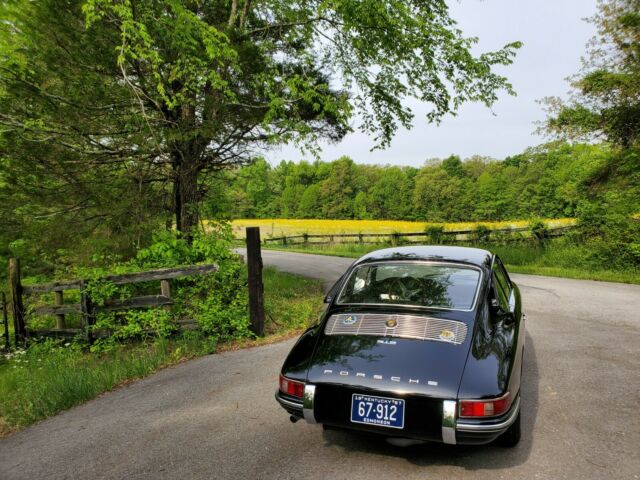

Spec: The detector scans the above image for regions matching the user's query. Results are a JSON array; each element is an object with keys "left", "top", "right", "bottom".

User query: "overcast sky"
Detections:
[{"left": 264, "top": 0, "right": 599, "bottom": 167}]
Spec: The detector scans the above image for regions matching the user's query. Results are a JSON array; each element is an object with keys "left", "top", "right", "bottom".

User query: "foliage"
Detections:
[
  {"left": 529, "top": 219, "right": 549, "bottom": 245},
  {"left": 0, "top": 0, "right": 520, "bottom": 239},
  {"left": 212, "top": 143, "right": 613, "bottom": 223},
  {"left": 543, "top": 0, "right": 640, "bottom": 149},
  {"left": 425, "top": 226, "right": 445, "bottom": 245}
]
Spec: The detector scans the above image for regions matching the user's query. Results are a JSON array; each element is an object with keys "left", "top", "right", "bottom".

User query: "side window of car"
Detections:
[
  {"left": 492, "top": 257, "right": 511, "bottom": 310},
  {"left": 495, "top": 257, "right": 512, "bottom": 289}
]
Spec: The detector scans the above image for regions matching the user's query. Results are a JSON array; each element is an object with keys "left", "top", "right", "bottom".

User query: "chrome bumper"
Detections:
[
  {"left": 278, "top": 384, "right": 521, "bottom": 446},
  {"left": 274, "top": 391, "right": 303, "bottom": 414}
]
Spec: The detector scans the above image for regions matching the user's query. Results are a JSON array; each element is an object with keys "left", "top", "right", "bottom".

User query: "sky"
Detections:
[{"left": 264, "top": 0, "right": 599, "bottom": 167}]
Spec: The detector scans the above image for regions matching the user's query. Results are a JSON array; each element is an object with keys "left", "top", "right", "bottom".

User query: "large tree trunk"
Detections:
[
  {"left": 172, "top": 152, "right": 201, "bottom": 241},
  {"left": 170, "top": 103, "right": 202, "bottom": 242}
]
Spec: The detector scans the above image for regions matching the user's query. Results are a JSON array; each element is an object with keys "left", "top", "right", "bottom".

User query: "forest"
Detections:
[{"left": 208, "top": 143, "right": 626, "bottom": 223}]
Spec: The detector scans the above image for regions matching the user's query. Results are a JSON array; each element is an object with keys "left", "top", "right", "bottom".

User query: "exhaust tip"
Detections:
[{"left": 289, "top": 415, "right": 301, "bottom": 423}]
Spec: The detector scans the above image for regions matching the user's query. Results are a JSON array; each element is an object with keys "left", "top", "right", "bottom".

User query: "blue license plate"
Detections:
[{"left": 351, "top": 394, "right": 405, "bottom": 429}]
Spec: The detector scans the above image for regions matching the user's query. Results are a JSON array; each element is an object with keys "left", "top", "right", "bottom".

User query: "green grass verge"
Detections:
[
  {"left": 263, "top": 242, "right": 640, "bottom": 284},
  {"left": 0, "top": 268, "right": 323, "bottom": 434}
]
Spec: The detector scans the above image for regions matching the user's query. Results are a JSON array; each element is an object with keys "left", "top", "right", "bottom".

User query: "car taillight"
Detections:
[
  {"left": 459, "top": 392, "right": 511, "bottom": 418},
  {"left": 279, "top": 375, "right": 305, "bottom": 398}
]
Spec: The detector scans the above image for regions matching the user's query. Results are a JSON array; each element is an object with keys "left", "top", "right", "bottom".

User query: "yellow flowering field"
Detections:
[{"left": 231, "top": 218, "right": 577, "bottom": 238}]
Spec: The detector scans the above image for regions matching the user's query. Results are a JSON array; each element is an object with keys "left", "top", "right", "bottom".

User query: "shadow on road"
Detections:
[{"left": 321, "top": 331, "right": 539, "bottom": 471}]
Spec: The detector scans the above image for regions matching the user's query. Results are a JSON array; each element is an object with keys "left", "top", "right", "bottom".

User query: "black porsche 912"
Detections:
[{"left": 275, "top": 246, "right": 525, "bottom": 447}]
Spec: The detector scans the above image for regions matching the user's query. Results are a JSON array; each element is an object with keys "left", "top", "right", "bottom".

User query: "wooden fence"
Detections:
[
  {"left": 3, "top": 227, "right": 267, "bottom": 348},
  {"left": 262, "top": 225, "right": 575, "bottom": 246},
  {"left": 0, "top": 227, "right": 265, "bottom": 344},
  {"left": 7, "top": 259, "right": 219, "bottom": 344}
]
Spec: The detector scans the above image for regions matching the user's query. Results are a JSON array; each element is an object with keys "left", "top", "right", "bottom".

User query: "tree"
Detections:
[
  {"left": 298, "top": 184, "right": 322, "bottom": 218},
  {"left": 0, "top": 1, "right": 166, "bottom": 263},
  {"left": 413, "top": 167, "right": 467, "bottom": 221},
  {"left": 442, "top": 155, "right": 465, "bottom": 177},
  {"left": 1, "top": 0, "right": 521, "bottom": 240},
  {"left": 320, "top": 157, "right": 356, "bottom": 218},
  {"left": 543, "top": 0, "right": 640, "bottom": 149}
]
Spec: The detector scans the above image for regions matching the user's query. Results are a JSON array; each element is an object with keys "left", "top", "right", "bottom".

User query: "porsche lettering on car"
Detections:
[{"left": 275, "top": 246, "right": 525, "bottom": 447}]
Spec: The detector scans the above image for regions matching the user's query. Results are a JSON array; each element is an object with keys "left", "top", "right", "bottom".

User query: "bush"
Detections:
[
  {"left": 577, "top": 203, "right": 640, "bottom": 269},
  {"left": 529, "top": 219, "right": 549, "bottom": 245},
  {"left": 425, "top": 226, "right": 445, "bottom": 245},
  {"left": 472, "top": 225, "right": 491, "bottom": 243},
  {"left": 65, "top": 222, "right": 250, "bottom": 349}
]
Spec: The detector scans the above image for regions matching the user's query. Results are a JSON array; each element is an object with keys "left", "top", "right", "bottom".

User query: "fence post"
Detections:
[
  {"left": 160, "top": 279, "right": 171, "bottom": 298},
  {"left": 54, "top": 290, "right": 66, "bottom": 330},
  {"left": 79, "top": 280, "right": 95, "bottom": 344},
  {"left": 9, "top": 258, "right": 26, "bottom": 344},
  {"left": 245, "top": 227, "right": 265, "bottom": 336},
  {"left": 2, "top": 292, "right": 9, "bottom": 352}
]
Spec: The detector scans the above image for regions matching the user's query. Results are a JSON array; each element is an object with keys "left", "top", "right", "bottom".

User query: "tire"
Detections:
[{"left": 497, "top": 411, "right": 521, "bottom": 447}]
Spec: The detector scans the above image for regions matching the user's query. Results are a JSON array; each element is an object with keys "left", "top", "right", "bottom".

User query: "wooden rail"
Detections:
[
  {"left": 262, "top": 225, "right": 574, "bottom": 245},
  {"left": 8, "top": 262, "right": 219, "bottom": 344}
]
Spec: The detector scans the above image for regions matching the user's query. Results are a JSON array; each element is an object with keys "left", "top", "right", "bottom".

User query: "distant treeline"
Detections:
[{"left": 203, "top": 142, "right": 611, "bottom": 222}]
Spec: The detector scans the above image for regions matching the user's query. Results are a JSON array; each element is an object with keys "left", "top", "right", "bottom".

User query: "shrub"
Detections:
[
  {"left": 425, "top": 226, "right": 445, "bottom": 245},
  {"left": 529, "top": 219, "right": 549, "bottom": 245},
  {"left": 64, "top": 222, "right": 250, "bottom": 349},
  {"left": 472, "top": 225, "right": 491, "bottom": 243}
]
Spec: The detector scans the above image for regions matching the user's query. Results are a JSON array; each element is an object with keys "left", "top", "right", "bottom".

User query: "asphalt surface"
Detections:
[{"left": 1, "top": 249, "right": 639, "bottom": 479}]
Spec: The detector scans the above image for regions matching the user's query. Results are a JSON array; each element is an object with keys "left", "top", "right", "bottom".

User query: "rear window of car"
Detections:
[{"left": 336, "top": 262, "right": 481, "bottom": 310}]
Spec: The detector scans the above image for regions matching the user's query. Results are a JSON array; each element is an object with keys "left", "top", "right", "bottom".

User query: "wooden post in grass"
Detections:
[
  {"left": 245, "top": 227, "right": 265, "bottom": 336},
  {"left": 160, "top": 279, "right": 172, "bottom": 314},
  {"left": 54, "top": 290, "right": 66, "bottom": 330},
  {"left": 9, "top": 258, "right": 26, "bottom": 344},
  {"left": 2, "top": 292, "right": 9, "bottom": 352},
  {"left": 79, "top": 280, "right": 95, "bottom": 344}
]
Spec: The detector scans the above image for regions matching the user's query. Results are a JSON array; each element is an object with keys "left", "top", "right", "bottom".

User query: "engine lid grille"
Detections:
[{"left": 325, "top": 313, "right": 468, "bottom": 345}]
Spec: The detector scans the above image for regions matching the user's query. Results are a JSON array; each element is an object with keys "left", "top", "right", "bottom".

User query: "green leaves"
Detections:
[
  {"left": 0, "top": 0, "right": 522, "bottom": 259},
  {"left": 544, "top": 0, "right": 640, "bottom": 149}
]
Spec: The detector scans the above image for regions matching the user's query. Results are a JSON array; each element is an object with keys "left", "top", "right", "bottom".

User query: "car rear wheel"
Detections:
[{"left": 497, "top": 411, "right": 521, "bottom": 447}]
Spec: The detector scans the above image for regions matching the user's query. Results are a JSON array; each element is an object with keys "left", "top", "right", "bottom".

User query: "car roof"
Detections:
[{"left": 353, "top": 245, "right": 494, "bottom": 269}]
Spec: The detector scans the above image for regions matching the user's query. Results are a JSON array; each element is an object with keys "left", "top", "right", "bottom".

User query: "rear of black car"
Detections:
[{"left": 275, "top": 248, "right": 523, "bottom": 447}]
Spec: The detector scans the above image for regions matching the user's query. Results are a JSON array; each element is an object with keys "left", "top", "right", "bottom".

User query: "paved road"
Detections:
[{"left": 1, "top": 250, "right": 639, "bottom": 480}]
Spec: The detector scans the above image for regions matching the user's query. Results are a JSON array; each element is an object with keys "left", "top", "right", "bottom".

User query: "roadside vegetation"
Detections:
[{"left": 0, "top": 265, "right": 323, "bottom": 435}]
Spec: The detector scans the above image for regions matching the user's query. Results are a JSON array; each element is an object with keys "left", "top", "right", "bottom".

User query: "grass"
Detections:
[
  {"left": 0, "top": 268, "right": 323, "bottom": 434},
  {"left": 263, "top": 241, "right": 640, "bottom": 285},
  {"left": 231, "top": 217, "right": 577, "bottom": 238}
]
